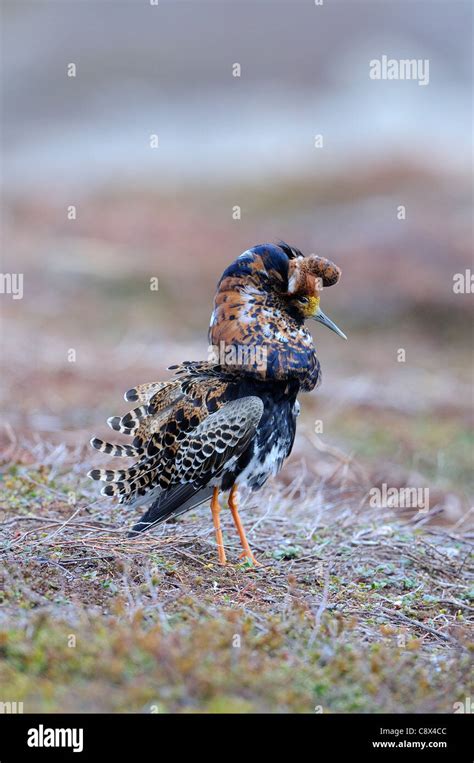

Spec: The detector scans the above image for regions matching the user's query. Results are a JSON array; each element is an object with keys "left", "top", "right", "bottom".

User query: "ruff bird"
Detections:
[{"left": 88, "top": 242, "right": 345, "bottom": 565}]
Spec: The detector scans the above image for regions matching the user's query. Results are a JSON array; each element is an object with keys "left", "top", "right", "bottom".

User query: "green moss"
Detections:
[{"left": 0, "top": 609, "right": 471, "bottom": 714}]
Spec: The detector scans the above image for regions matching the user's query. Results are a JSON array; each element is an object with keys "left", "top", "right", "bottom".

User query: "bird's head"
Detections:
[
  {"left": 210, "top": 241, "right": 346, "bottom": 340},
  {"left": 208, "top": 242, "right": 345, "bottom": 389},
  {"left": 281, "top": 244, "right": 346, "bottom": 338}
]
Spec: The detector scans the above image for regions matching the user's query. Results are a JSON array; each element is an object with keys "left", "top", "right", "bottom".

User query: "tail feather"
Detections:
[
  {"left": 107, "top": 404, "right": 148, "bottom": 435},
  {"left": 88, "top": 467, "right": 139, "bottom": 483},
  {"left": 124, "top": 381, "right": 170, "bottom": 404},
  {"left": 128, "top": 484, "right": 213, "bottom": 536},
  {"left": 88, "top": 370, "right": 234, "bottom": 517},
  {"left": 89, "top": 437, "right": 143, "bottom": 458}
]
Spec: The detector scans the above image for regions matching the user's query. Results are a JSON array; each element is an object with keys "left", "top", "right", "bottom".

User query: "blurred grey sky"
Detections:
[{"left": 1, "top": 0, "right": 472, "bottom": 192}]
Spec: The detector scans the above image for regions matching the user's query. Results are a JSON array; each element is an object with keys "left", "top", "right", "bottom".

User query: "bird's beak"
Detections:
[{"left": 313, "top": 307, "right": 347, "bottom": 340}]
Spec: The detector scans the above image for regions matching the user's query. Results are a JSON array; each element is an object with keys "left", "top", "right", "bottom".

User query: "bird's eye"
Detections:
[{"left": 297, "top": 296, "right": 309, "bottom": 305}]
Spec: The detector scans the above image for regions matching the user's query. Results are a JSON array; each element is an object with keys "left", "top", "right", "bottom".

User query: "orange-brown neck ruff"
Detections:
[{"left": 208, "top": 244, "right": 321, "bottom": 392}]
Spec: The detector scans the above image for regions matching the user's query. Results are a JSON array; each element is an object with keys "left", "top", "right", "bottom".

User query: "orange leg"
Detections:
[
  {"left": 211, "top": 487, "right": 227, "bottom": 565},
  {"left": 228, "top": 485, "right": 261, "bottom": 567}
]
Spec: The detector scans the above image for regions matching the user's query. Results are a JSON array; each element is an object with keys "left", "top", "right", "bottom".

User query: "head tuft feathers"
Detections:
[{"left": 287, "top": 254, "right": 341, "bottom": 295}]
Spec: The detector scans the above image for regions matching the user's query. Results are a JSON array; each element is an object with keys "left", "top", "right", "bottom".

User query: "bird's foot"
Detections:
[{"left": 239, "top": 550, "right": 262, "bottom": 567}]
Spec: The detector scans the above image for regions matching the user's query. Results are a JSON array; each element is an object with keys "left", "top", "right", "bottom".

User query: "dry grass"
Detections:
[{"left": 0, "top": 433, "right": 472, "bottom": 713}]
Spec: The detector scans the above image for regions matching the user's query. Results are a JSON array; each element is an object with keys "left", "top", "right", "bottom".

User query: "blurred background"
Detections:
[{"left": 1, "top": 0, "right": 472, "bottom": 519}]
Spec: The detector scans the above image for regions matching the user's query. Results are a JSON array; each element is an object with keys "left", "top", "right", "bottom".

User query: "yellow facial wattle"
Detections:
[{"left": 303, "top": 295, "right": 320, "bottom": 318}]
